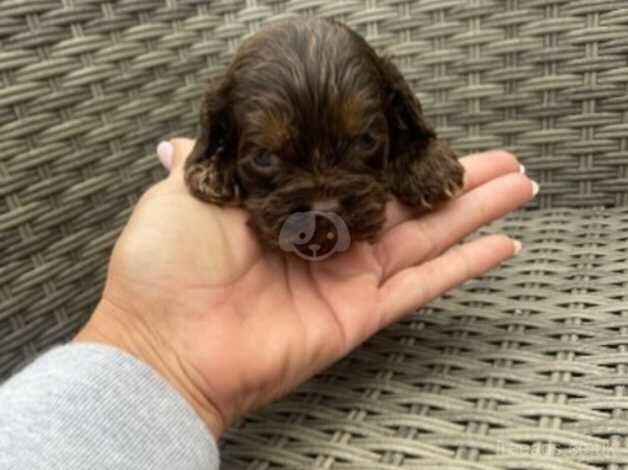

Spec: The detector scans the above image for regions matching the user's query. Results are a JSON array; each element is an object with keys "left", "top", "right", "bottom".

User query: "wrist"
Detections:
[{"left": 74, "top": 298, "right": 227, "bottom": 438}]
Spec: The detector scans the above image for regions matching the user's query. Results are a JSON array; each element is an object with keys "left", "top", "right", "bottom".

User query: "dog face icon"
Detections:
[{"left": 279, "top": 210, "right": 350, "bottom": 261}]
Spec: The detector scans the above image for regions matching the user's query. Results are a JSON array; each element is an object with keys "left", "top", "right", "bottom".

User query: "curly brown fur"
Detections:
[{"left": 185, "top": 16, "right": 464, "bottom": 249}]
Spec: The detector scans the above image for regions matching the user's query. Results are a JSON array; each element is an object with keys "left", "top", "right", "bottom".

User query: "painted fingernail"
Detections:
[
  {"left": 531, "top": 180, "right": 539, "bottom": 197},
  {"left": 157, "top": 140, "right": 173, "bottom": 171},
  {"left": 513, "top": 239, "right": 523, "bottom": 255},
  {"left": 519, "top": 164, "right": 525, "bottom": 174}
]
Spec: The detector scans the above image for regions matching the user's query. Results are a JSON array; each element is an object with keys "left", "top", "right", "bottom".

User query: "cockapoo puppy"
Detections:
[{"left": 185, "top": 16, "right": 464, "bottom": 256}]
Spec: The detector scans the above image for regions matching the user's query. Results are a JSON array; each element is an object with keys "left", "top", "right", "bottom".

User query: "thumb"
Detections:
[{"left": 156, "top": 138, "right": 196, "bottom": 177}]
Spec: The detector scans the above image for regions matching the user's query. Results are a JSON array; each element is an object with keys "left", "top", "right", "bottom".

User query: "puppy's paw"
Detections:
[
  {"left": 389, "top": 139, "right": 464, "bottom": 209},
  {"left": 439, "top": 150, "right": 465, "bottom": 200}
]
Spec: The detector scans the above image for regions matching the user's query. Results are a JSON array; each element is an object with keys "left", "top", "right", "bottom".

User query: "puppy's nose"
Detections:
[{"left": 312, "top": 198, "right": 340, "bottom": 213}]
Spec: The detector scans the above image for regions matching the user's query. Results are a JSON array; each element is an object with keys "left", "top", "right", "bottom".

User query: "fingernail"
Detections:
[
  {"left": 512, "top": 239, "right": 523, "bottom": 255},
  {"left": 519, "top": 164, "right": 525, "bottom": 174},
  {"left": 157, "top": 140, "right": 173, "bottom": 171},
  {"left": 531, "top": 180, "right": 539, "bottom": 197}
]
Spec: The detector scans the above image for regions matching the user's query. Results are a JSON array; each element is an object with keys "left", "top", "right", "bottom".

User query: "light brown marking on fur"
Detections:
[
  {"left": 249, "top": 109, "right": 292, "bottom": 151},
  {"left": 337, "top": 94, "right": 369, "bottom": 136}
]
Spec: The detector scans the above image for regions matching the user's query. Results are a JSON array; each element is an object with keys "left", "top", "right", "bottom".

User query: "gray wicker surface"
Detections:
[{"left": 3, "top": 1, "right": 628, "bottom": 469}]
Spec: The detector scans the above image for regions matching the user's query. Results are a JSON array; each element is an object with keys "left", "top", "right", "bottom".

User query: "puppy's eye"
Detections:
[
  {"left": 252, "top": 151, "right": 280, "bottom": 171},
  {"left": 355, "top": 134, "right": 379, "bottom": 153}
]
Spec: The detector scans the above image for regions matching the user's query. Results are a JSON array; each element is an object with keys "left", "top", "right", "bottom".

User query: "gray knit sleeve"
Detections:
[{"left": 0, "top": 343, "right": 219, "bottom": 470}]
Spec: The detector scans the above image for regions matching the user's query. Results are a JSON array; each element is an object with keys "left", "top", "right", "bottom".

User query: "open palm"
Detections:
[{"left": 78, "top": 138, "right": 536, "bottom": 437}]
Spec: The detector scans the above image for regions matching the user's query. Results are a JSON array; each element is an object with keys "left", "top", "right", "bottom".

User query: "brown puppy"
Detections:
[{"left": 185, "top": 16, "right": 464, "bottom": 254}]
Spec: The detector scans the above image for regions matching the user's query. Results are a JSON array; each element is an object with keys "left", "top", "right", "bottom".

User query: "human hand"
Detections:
[{"left": 75, "top": 138, "right": 537, "bottom": 438}]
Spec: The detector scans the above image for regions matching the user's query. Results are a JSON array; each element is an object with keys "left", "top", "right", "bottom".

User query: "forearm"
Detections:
[{"left": 0, "top": 343, "right": 219, "bottom": 470}]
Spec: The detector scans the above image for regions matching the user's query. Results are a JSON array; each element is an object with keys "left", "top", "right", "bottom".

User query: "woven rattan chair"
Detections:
[{"left": 3, "top": 1, "right": 628, "bottom": 468}]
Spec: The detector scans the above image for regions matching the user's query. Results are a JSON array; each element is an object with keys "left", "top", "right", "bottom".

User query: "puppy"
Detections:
[{"left": 185, "top": 16, "right": 464, "bottom": 255}]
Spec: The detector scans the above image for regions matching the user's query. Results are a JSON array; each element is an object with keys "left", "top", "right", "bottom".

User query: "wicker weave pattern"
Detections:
[
  {"left": 223, "top": 207, "right": 628, "bottom": 469},
  {"left": 3, "top": 1, "right": 628, "bottom": 469}
]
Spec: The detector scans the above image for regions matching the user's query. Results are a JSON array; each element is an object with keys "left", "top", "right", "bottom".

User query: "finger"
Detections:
[
  {"left": 156, "top": 138, "right": 195, "bottom": 175},
  {"left": 157, "top": 140, "right": 174, "bottom": 171},
  {"left": 384, "top": 150, "right": 522, "bottom": 230},
  {"left": 156, "top": 138, "right": 196, "bottom": 178},
  {"left": 378, "top": 234, "right": 520, "bottom": 327},
  {"left": 168, "top": 138, "right": 196, "bottom": 177},
  {"left": 376, "top": 173, "right": 537, "bottom": 279},
  {"left": 461, "top": 150, "right": 523, "bottom": 192}
]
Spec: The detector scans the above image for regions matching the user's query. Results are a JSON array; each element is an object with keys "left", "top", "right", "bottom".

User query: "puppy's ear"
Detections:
[
  {"left": 184, "top": 77, "right": 241, "bottom": 204},
  {"left": 378, "top": 55, "right": 464, "bottom": 208},
  {"left": 378, "top": 55, "right": 436, "bottom": 154}
]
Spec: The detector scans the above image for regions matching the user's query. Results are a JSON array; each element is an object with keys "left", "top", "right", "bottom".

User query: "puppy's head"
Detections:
[{"left": 185, "top": 17, "right": 435, "bottom": 252}]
